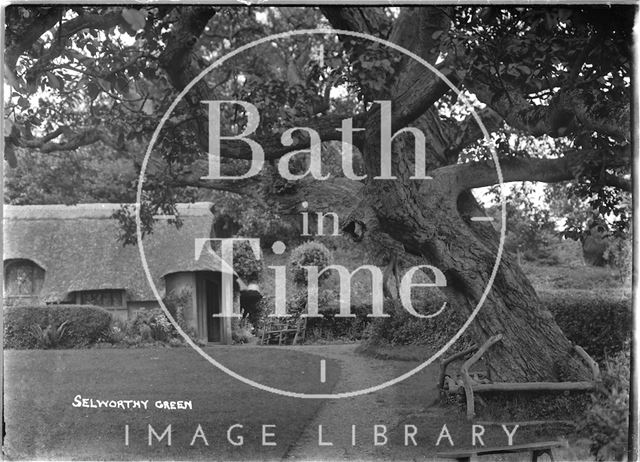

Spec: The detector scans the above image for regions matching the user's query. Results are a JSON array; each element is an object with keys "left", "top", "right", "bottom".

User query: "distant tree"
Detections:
[
  {"left": 4, "top": 145, "right": 137, "bottom": 204},
  {"left": 486, "top": 183, "right": 557, "bottom": 261}
]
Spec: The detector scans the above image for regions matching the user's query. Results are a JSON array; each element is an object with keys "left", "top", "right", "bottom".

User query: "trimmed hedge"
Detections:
[
  {"left": 540, "top": 289, "right": 631, "bottom": 361},
  {"left": 360, "top": 289, "right": 630, "bottom": 361},
  {"left": 4, "top": 304, "right": 112, "bottom": 349}
]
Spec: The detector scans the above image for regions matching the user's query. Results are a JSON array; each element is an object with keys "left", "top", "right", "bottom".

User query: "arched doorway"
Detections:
[{"left": 196, "top": 272, "right": 222, "bottom": 343}]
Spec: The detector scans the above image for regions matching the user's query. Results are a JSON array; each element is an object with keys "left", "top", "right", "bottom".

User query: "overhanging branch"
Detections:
[
  {"left": 11, "top": 127, "right": 119, "bottom": 153},
  {"left": 464, "top": 73, "right": 630, "bottom": 142},
  {"left": 321, "top": 6, "right": 453, "bottom": 133},
  {"left": 437, "top": 147, "right": 632, "bottom": 192},
  {"left": 5, "top": 7, "right": 63, "bottom": 71},
  {"left": 21, "top": 10, "right": 134, "bottom": 86}
]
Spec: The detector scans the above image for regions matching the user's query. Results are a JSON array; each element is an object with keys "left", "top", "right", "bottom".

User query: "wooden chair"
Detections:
[{"left": 260, "top": 316, "right": 307, "bottom": 345}]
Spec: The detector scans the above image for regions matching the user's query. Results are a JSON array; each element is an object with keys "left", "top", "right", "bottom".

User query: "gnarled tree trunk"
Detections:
[
  {"left": 317, "top": 5, "right": 593, "bottom": 383},
  {"left": 345, "top": 112, "right": 591, "bottom": 383}
]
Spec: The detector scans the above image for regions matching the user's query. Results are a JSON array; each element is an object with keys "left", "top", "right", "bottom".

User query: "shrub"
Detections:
[
  {"left": 578, "top": 345, "right": 630, "bottom": 461},
  {"left": 232, "top": 319, "right": 254, "bottom": 344},
  {"left": 288, "top": 241, "right": 332, "bottom": 285},
  {"left": 4, "top": 304, "right": 112, "bottom": 349},
  {"left": 603, "top": 234, "right": 632, "bottom": 282},
  {"left": 103, "top": 318, "right": 127, "bottom": 345},
  {"left": 123, "top": 334, "right": 143, "bottom": 347},
  {"left": 163, "top": 289, "right": 198, "bottom": 341},
  {"left": 285, "top": 289, "right": 309, "bottom": 318},
  {"left": 233, "top": 241, "right": 263, "bottom": 282},
  {"left": 256, "top": 289, "right": 368, "bottom": 343},
  {"left": 358, "top": 288, "right": 629, "bottom": 362},
  {"left": 363, "top": 292, "right": 473, "bottom": 353},
  {"left": 305, "top": 303, "right": 372, "bottom": 341},
  {"left": 251, "top": 297, "right": 272, "bottom": 330},
  {"left": 128, "top": 308, "right": 174, "bottom": 342},
  {"left": 30, "top": 321, "right": 69, "bottom": 349},
  {"left": 540, "top": 289, "right": 631, "bottom": 360}
]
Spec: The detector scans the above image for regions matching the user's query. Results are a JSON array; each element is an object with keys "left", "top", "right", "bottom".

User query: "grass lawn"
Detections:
[{"left": 3, "top": 346, "right": 339, "bottom": 460}]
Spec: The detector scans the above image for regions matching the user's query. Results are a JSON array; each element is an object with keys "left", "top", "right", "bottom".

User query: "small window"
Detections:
[
  {"left": 4, "top": 259, "right": 45, "bottom": 301},
  {"left": 77, "top": 290, "right": 124, "bottom": 307}
]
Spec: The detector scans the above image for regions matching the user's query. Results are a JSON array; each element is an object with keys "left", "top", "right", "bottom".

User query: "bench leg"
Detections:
[{"left": 531, "top": 448, "right": 554, "bottom": 462}]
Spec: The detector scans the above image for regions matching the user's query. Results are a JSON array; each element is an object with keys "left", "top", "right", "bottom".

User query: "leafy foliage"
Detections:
[
  {"left": 486, "top": 182, "right": 556, "bottom": 259},
  {"left": 211, "top": 194, "right": 299, "bottom": 248},
  {"left": 163, "top": 288, "right": 198, "bottom": 341},
  {"left": 128, "top": 307, "right": 175, "bottom": 342},
  {"left": 240, "top": 290, "right": 265, "bottom": 328},
  {"left": 305, "top": 303, "right": 372, "bottom": 342},
  {"left": 546, "top": 182, "right": 631, "bottom": 242},
  {"left": 4, "top": 146, "right": 137, "bottom": 205},
  {"left": 364, "top": 293, "right": 472, "bottom": 352},
  {"left": 231, "top": 319, "right": 254, "bottom": 344},
  {"left": 111, "top": 199, "right": 184, "bottom": 246},
  {"left": 29, "top": 321, "right": 69, "bottom": 349},
  {"left": 578, "top": 346, "right": 630, "bottom": 461},
  {"left": 602, "top": 232, "right": 633, "bottom": 281},
  {"left": 288, "top": 241, "right": 332, "bottom": 285},
  {"left": 108, "top": 292, "right": 199, "bottom": 346},
  {"left": 103, "top": 318, "right": 128, "bottom": 345},
  {"left": 231, "top": 240, "right": 263, "bottom": 283}
]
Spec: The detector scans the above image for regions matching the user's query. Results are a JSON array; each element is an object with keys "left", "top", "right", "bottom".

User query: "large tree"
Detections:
[{"left": 4, "top": 6, "right": 632, "bottom": 381}]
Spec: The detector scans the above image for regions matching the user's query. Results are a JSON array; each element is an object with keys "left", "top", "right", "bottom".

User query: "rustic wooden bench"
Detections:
[
  {"left": 440, "top": 334, "right": 602, "bottom": 420},
  {"left": 260, "top": 317, "right": 307, "bottom": 345},
  {"left": 437, "top": 439, "right": 567, "bottom": 462}
]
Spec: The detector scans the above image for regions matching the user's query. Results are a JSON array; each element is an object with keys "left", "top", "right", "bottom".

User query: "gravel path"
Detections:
[{"left": 279, "top": 344, "right": 441, "bottom": 461}]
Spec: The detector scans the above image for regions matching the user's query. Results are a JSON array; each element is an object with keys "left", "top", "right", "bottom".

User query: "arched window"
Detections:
[{"left": 3, "top": 259, "right": 45, "bottom": 304}]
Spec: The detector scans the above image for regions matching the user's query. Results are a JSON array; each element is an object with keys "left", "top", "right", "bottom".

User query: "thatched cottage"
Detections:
[{"left": 3, "top": 203, "right": 248, "bottom": 344}]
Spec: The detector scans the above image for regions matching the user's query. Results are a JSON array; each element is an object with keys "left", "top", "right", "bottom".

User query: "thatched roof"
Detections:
[{"left": 3, "top": 203, "right": 242, "bottom": 303}]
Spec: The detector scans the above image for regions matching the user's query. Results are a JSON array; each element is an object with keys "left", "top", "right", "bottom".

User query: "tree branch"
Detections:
[
  {"left": 5, "top": 6, "right": 63, "bottom": 71},
  {"left": 345, "top": 7, "right": 456, "bottom": 136},
  {"left": 322, "top": 6, "right": 454, "bottom": 132},
  {"left": 320, "top": 7, "right": 391, "bottom": 40},
  {"left": 445, "top": 107, "right": 504, "bottom": 160},
  {"left": 169, "top": 170, "right": 263, "bottom": 198},
  {"left": 12, "top": 126, "right": 119, "bottom": 153},
  {"left": 22, "top": 10, "right": 133, "bottom": 86},
  {"left": 158, "top": 6, "right": 217, "bottom": 91},
  {"left": 437, "top": 147, "right": 632, "bottom": 192},
  {"left": 464, "top": 73, "right": 630, "bottom": 142},
  {"left": 601, "top": 173, "right": 632, "bottom": 192}
]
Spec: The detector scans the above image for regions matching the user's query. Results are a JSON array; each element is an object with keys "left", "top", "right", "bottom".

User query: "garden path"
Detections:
[{"left": 278, "top": 344, "right": 442, "bottom": 461}]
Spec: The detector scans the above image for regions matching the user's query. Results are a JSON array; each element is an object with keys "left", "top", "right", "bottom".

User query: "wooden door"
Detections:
[{"left": 205, "top": 278, "right": 221, "bottom": 342}]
